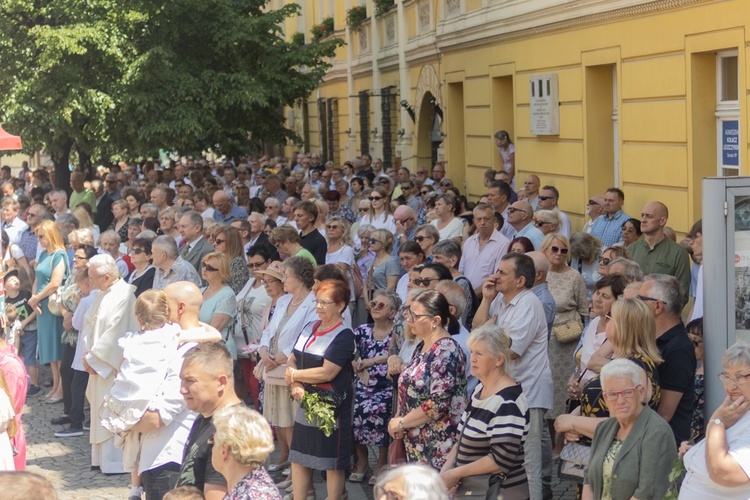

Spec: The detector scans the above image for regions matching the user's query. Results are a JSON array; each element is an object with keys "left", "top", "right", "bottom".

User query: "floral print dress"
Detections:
[
  {"left": 397, "top": 337, "right": 467, "bottom": 470},
  {"left": 353, "top": 324, "right": 393, "bottom": 447},
  {"left": 225, "top": 467, "right": 281, "bottom": 500}
]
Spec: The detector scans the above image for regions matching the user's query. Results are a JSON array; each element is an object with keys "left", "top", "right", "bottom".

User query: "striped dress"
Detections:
[{"left": 455, "top": 383, "right": 530, "bottom": 497}]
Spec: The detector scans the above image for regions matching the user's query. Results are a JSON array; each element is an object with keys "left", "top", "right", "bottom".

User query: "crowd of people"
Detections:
[{"left": 0, "top": 146, "right": 744, "bottom": 500}]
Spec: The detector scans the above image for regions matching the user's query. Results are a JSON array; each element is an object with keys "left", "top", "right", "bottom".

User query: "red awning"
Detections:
[{"left": 0, "top": 126, "right": 22, "bottom": 151}]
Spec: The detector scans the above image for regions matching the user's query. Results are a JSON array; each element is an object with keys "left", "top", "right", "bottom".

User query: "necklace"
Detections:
[{"left": 290, "top": 296, "right": 305, "bottom": 307}]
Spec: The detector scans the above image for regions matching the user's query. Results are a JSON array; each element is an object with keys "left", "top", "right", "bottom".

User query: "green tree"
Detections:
[{"left": 0, "top": 0, "right": 342, "bottom": 185}]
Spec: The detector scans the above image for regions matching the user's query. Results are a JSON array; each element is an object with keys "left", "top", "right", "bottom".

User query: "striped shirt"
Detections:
[{"left": 455, "top": 383, "right": 529, "bottom": 492}]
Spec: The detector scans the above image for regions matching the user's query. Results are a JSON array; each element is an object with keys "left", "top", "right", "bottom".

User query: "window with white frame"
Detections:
[{"left": 716, "top": 51, "right": 740, "bottom": 176}]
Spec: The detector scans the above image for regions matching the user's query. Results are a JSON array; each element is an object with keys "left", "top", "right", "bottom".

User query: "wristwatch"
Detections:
[
  {"left": 398, "top": 419, "right": 405, "bottom": 430},
  {"left": 712, "top": 418, "right": 726, "bottom": 428}
]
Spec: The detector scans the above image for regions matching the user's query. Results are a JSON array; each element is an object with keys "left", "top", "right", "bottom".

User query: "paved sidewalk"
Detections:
[{"left": 21, "top": 370, "right": 576, "bottom": 499}]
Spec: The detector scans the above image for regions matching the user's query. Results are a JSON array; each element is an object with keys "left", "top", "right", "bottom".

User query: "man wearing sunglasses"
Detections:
[
  {"left": 537, "top": 185, "right": 571, "bottom": 238},
  {"left": 505, "top": 201, "right": 544, "bottom": 250},
  {"left": 582, "top": 194, "right": 606, "bottom": 234}
]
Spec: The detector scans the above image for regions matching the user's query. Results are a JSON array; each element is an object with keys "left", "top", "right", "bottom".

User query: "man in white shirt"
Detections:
[
  {"left": 1, "top": 198, "right": 28, "bottom": 245},
  {"left": 474, "top": 253, "right": 553, "bottom": 500},
  {"left": 538, "top": 185, "right": 571, "bottom": 238},
  {"left": 49, "top": 189, "right": 71, "bottom": 219}
]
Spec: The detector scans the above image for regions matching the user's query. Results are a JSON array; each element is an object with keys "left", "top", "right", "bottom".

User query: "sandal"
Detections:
[{"left": 348, "top": 466, "right": 370, "bottom": 483}]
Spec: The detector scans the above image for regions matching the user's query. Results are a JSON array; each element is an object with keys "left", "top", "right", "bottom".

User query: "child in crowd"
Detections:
[
  {"left": 4, "top": 270, "right": 39, "bottom": 396},
  {"left": 4, "top": 305, "right": 20, "bottom": 350}
]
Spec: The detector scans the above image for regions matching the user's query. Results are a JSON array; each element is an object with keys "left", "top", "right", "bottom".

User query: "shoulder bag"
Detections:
[
  {"left": 557, "top": 441, "right": 591, "bottom": 483},
  {"left": 47, "top": 251, "right": 70, "bottom": 317}
]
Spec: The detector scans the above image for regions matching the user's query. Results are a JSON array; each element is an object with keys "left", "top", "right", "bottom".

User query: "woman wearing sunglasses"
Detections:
[
  {"left": 199, "top": 252, "right": 238, "bottom": 359},
  {"left": 351, "top": 290, "right": 402, "bottom": 485},
  {"left": 533, "top": 209, "right": 560, "bottom": 236},
  {"left": 360, "top": 186, "right": 396, "bottom": 234},
  {"left": 125, "top": 237, "right": 155, "bottom": 298},
  {"left": 388, "top": 290, "right": 467, "bottom": 471},
  {"left": 213, "top": 225, "right": 250, "bottom": 295},
  {"left": 366, "top": 229, "right": 399, "bottom": 310},
  {"left": 541, "top": 233, "right": 589, "bottom": 432}
]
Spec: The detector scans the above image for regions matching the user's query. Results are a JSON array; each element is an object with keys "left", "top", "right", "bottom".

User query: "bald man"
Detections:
[
  {"left": 212, "top": 190, "right": 247, "bottom": 223},
  {"left": 583, "top": 194, "right": 606, "bottom": 234},
  {"left": 524, "top": 174, "right": 541, "bottom": 210},
  {"left": 526, "top": 251, "right": 556, "bottom": 338},
  {"left": 392, "top": 205, "right": 418, "bottom": 265},
  {"left": 132, "top": 281, "right": 221, "bottom": 499},
  {"left": 506, "top": 201, "right": 544, "bottom": 250},
  {"left": 628, "top": 201, "right": 691, "bottom": 299}
]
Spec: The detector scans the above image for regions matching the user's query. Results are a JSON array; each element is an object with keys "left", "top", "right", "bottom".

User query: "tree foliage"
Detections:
[{"left": 0, "top": 0, "right": 342, "bottom": 183}]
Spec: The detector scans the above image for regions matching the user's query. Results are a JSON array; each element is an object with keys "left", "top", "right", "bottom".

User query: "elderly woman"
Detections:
[
  {"left": 541, "top": 233, "right": 589, "bottom": 425},
  {"left": 555, "top": 298, "right": 662, "bottom": 476},
  {"left": 388, "top": 290, "right": 467, "bottom": 470},
  {"left": 583, "top": 359, "right": 676, "bottom": 500},
  {"left": 213, "top": 225, "right": 250, "bottom": 295},
  {"left": 534, "top": 210, "right": 560, "bottom": 236},
  {"left": 211, "top": 404, "right": 281, "bottom": 499},
  {"left": 439, "top": 324, "right": 529, "bottom": 498},
  {"left": 108, "top": 200, "right": 130, "bottom": 244},
  {"left": 570, "top": 232, "right": 603, "bottom": 302},
  {"left": 199, "top": 252, "right": 237, "bottom": 359},
  {"left": 351, "top": 290, "right": 401, "bottom": 484},
  {"left": 158, "top": 207, "right": 181, "bottom": 246},
  {"left": 100, "top": 230, "right": 130, "bottom": 276},
  {"left": 430, "top": 194, "right": 463, "bottom": 242},
  {"left": 366, "top": 229, "right": 399, "bottom": 303},
  {"left": 414, "top": 224, "right": 440, "bottom": 262},
  {"left": 257, "top": 257, "right": 317, "bottom": 474},
  {"left": 123, "top": 217, "right": 143, "bottom": 255},
  {"left": 234, "top": 245, "right": 273, "bottom": 407},
  {"left": 375, "top": 464, "right": 449, "bottom": 500},
  {"left": 620, "top": 218, "right": 642, "bottom": 247},
  {"left": 125, "top": 237, "right": 155, "bottom": 298},
  {"left": 286, "top": 279, "right": 356, "bottom": 500},
  {"left": 269, "top": 225, "right": 316, "bottom": 265},
  {"left": 678, "top": 343, "right": 750, "bottom": 499},
  {"left": 82, "top": 254, "right": 139, "bottom": 473},
  {"left": 28, "top": 220, "right": 69, "bottom": 403},
  {"left": 396, "top": 242, "right": 425, "bottom": 301},
  {"left": 597, "top": 246, "right": 630, "bottom": 276}
]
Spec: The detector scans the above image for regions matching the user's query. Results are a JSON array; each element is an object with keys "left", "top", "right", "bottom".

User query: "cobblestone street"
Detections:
[{"left": 21, "top": 369, "right": 575, "bottom": 499}]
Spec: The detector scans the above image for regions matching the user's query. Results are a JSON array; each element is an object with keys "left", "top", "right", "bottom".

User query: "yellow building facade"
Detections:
[{"left": 285, "top": 0, "right": 750, "bottom": 232}]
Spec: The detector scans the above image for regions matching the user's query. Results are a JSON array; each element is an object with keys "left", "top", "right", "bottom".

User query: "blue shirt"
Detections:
[
  {"left": 532, "top": 282, "right": 556, "bottom": 339},
  {"left": 590, "top": 210, "right": 630, "bottom": 247},
  {"left": 213, "top": 205, "right": 248, "bottom": 224},
  {"left": 515, "top": 223, "right": 544, "bottom": 250}
]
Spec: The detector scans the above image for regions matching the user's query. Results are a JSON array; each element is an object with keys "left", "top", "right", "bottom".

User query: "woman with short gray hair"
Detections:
[
  {"left": 376, "top": 464, "right": 449, "bottom": 500},
  {"left": 438, "top": 324, "right": 529, "bottom": 497},
  {"left": 679, "top": 343, "right": 750, "bottom": 499}
]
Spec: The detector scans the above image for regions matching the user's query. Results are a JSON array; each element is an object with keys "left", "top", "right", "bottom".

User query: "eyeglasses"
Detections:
[
  {"left": 588, "top": 199, "right": 599, "bottom": 206},
  {"left": 214, "top": 238, "right": 226, "bottom": 245},
  {"left": 636, "top": 295, "right": 661, "bottom": 304},
  {"left": 106, "top": 180, "right": 117, "bottom": 184},
  {"left": 73, "top": 255, "right": 88, "bottom": 261},
  {"left": 260, "top": 278, "right": 280, "bottom": 285},
  {"left": 368, "top": 238, "right": 382, "bottom": 244},
  {"left": 621, "top": 226, "right": 636, "bottom": 234},
  {"left": 506, "top": 207, "right": 521, "bottom": 214},
  {"left": 415, "top": 236, "right": 430, "bottom": 243},
  {"left": 719, "top": 373, "right": 750, "bottom": 385},
  {"left": 550, "top": 246, "right": 568, "bottom": 255},
  {"left": 403, "top": 306, "right": 433, "bottom": 322},
  {"left": 535, "top": 220, "right": 554, "bottom": 228},
  {"left": 400, "top": 185, "right": 411, "bottom": 191},
  {"left": 396, "top": 216, "right": 413, "bottom": 225},
  {"left": 359, "top": 208, "right": 369, "bottom": 212},
  {"left": 412, "top": 277, "right": 439, "bottom": 286},
  {"left": 369, "top": 196, "right": 383, "bottom": 201},
  {"left": 369, "top": 301, "right": 389, "bottom": 310},
  {"left": 247, "top": 260, "right": 268, "bottom": 269},
  {"left": 326, "top": 224, "right": 341, "bottom": 230},
  {"left": 316, "top": 298, "right": 335, "bottom": 306},
  {"left": 602, "top": 385, "right": 641, "bottom": 401},
  {"left": 599, "top": 257, "right": 612, "bottom": 266},
  {"left": 440, "top": 181, "right": 451, "bottom": 187},
  {"left": 131, "top": 248, "right": 147, "bottom": 255},
  {"left": 202, "top": 262, "right": 218, "bottom": 272},
  {"left": 264, "top": 206, "right": 275, "bottom": 210},
  {"left": 538, "top": 195, "right": 553, "bottom": 201}
]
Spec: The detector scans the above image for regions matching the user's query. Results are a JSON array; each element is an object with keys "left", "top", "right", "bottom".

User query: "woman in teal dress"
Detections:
[
  {"left": 28, "top": 220, "right": 69, "bottom": 402},
  {"left": 199, "top": 252, "right": 238, "bottom": 358}
]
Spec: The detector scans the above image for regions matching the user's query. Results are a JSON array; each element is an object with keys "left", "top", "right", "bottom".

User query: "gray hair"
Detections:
[
  {"left": 432, "top": 239, "right": 462, "bottom": 265},
  {"left": 56, "top": 213, "right": 79, "bottom": 229},
  {"left": 265, "top": 197, "right": 280, "bottom": 208},
  {"left": 152, "top": 235, "right": 178, "bottom": 259},
  {"left": 250, "top": 211, "right": 267, "bottom": 223},
  {"left": 375, "top": 464, "right": 449, "bottom": 500},
  {"left": 87, "top": 253, "right": 119, "bottom": 278},
  {"left": 140, "top": 203, "right": 159, "bottom": 217},
  {"left": 137, "top": 230, "right": 158, "bottom": 240},
  {"left": 722, "top": 343, "right": 750, "bottom": 369},
  {"left": 609, "top": 258, "right": 644, "bottom": 282},
  {"left": 435, "top": 280, "right": 467, "bottom": 318},
  {"left": 180, "top": 210, "right": 204, "bottom": 228},
  {"left": 600, "top": 358, "right": 643, "bottom": 388},
  {"left": 468, "top": 323, "right": 513, "bottom": 362},
  {"left": 570, "top": 231, "right": 602, "bottom": 263},
  {"left": 644, "top": 274, "right": 683, "bottom": 317},
  {"left": 415, "top": 224, "right": 440, "bottom": 242},
  {"left": 100, "top": 229, "right": 121, "bottom": 245},
  {"left": 357, "top": 223, "right": 376, "bottom": 238},
  {"left": 373, "top": 289, "right": 402, "bottom": 312}
]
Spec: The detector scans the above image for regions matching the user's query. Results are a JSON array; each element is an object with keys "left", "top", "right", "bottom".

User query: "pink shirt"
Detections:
[
  {"left": 459, "top": 230, "right": 510, "bottom": 291},
  {"left": 0, "top": 345, "right": 27, "bottom": 470}
]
